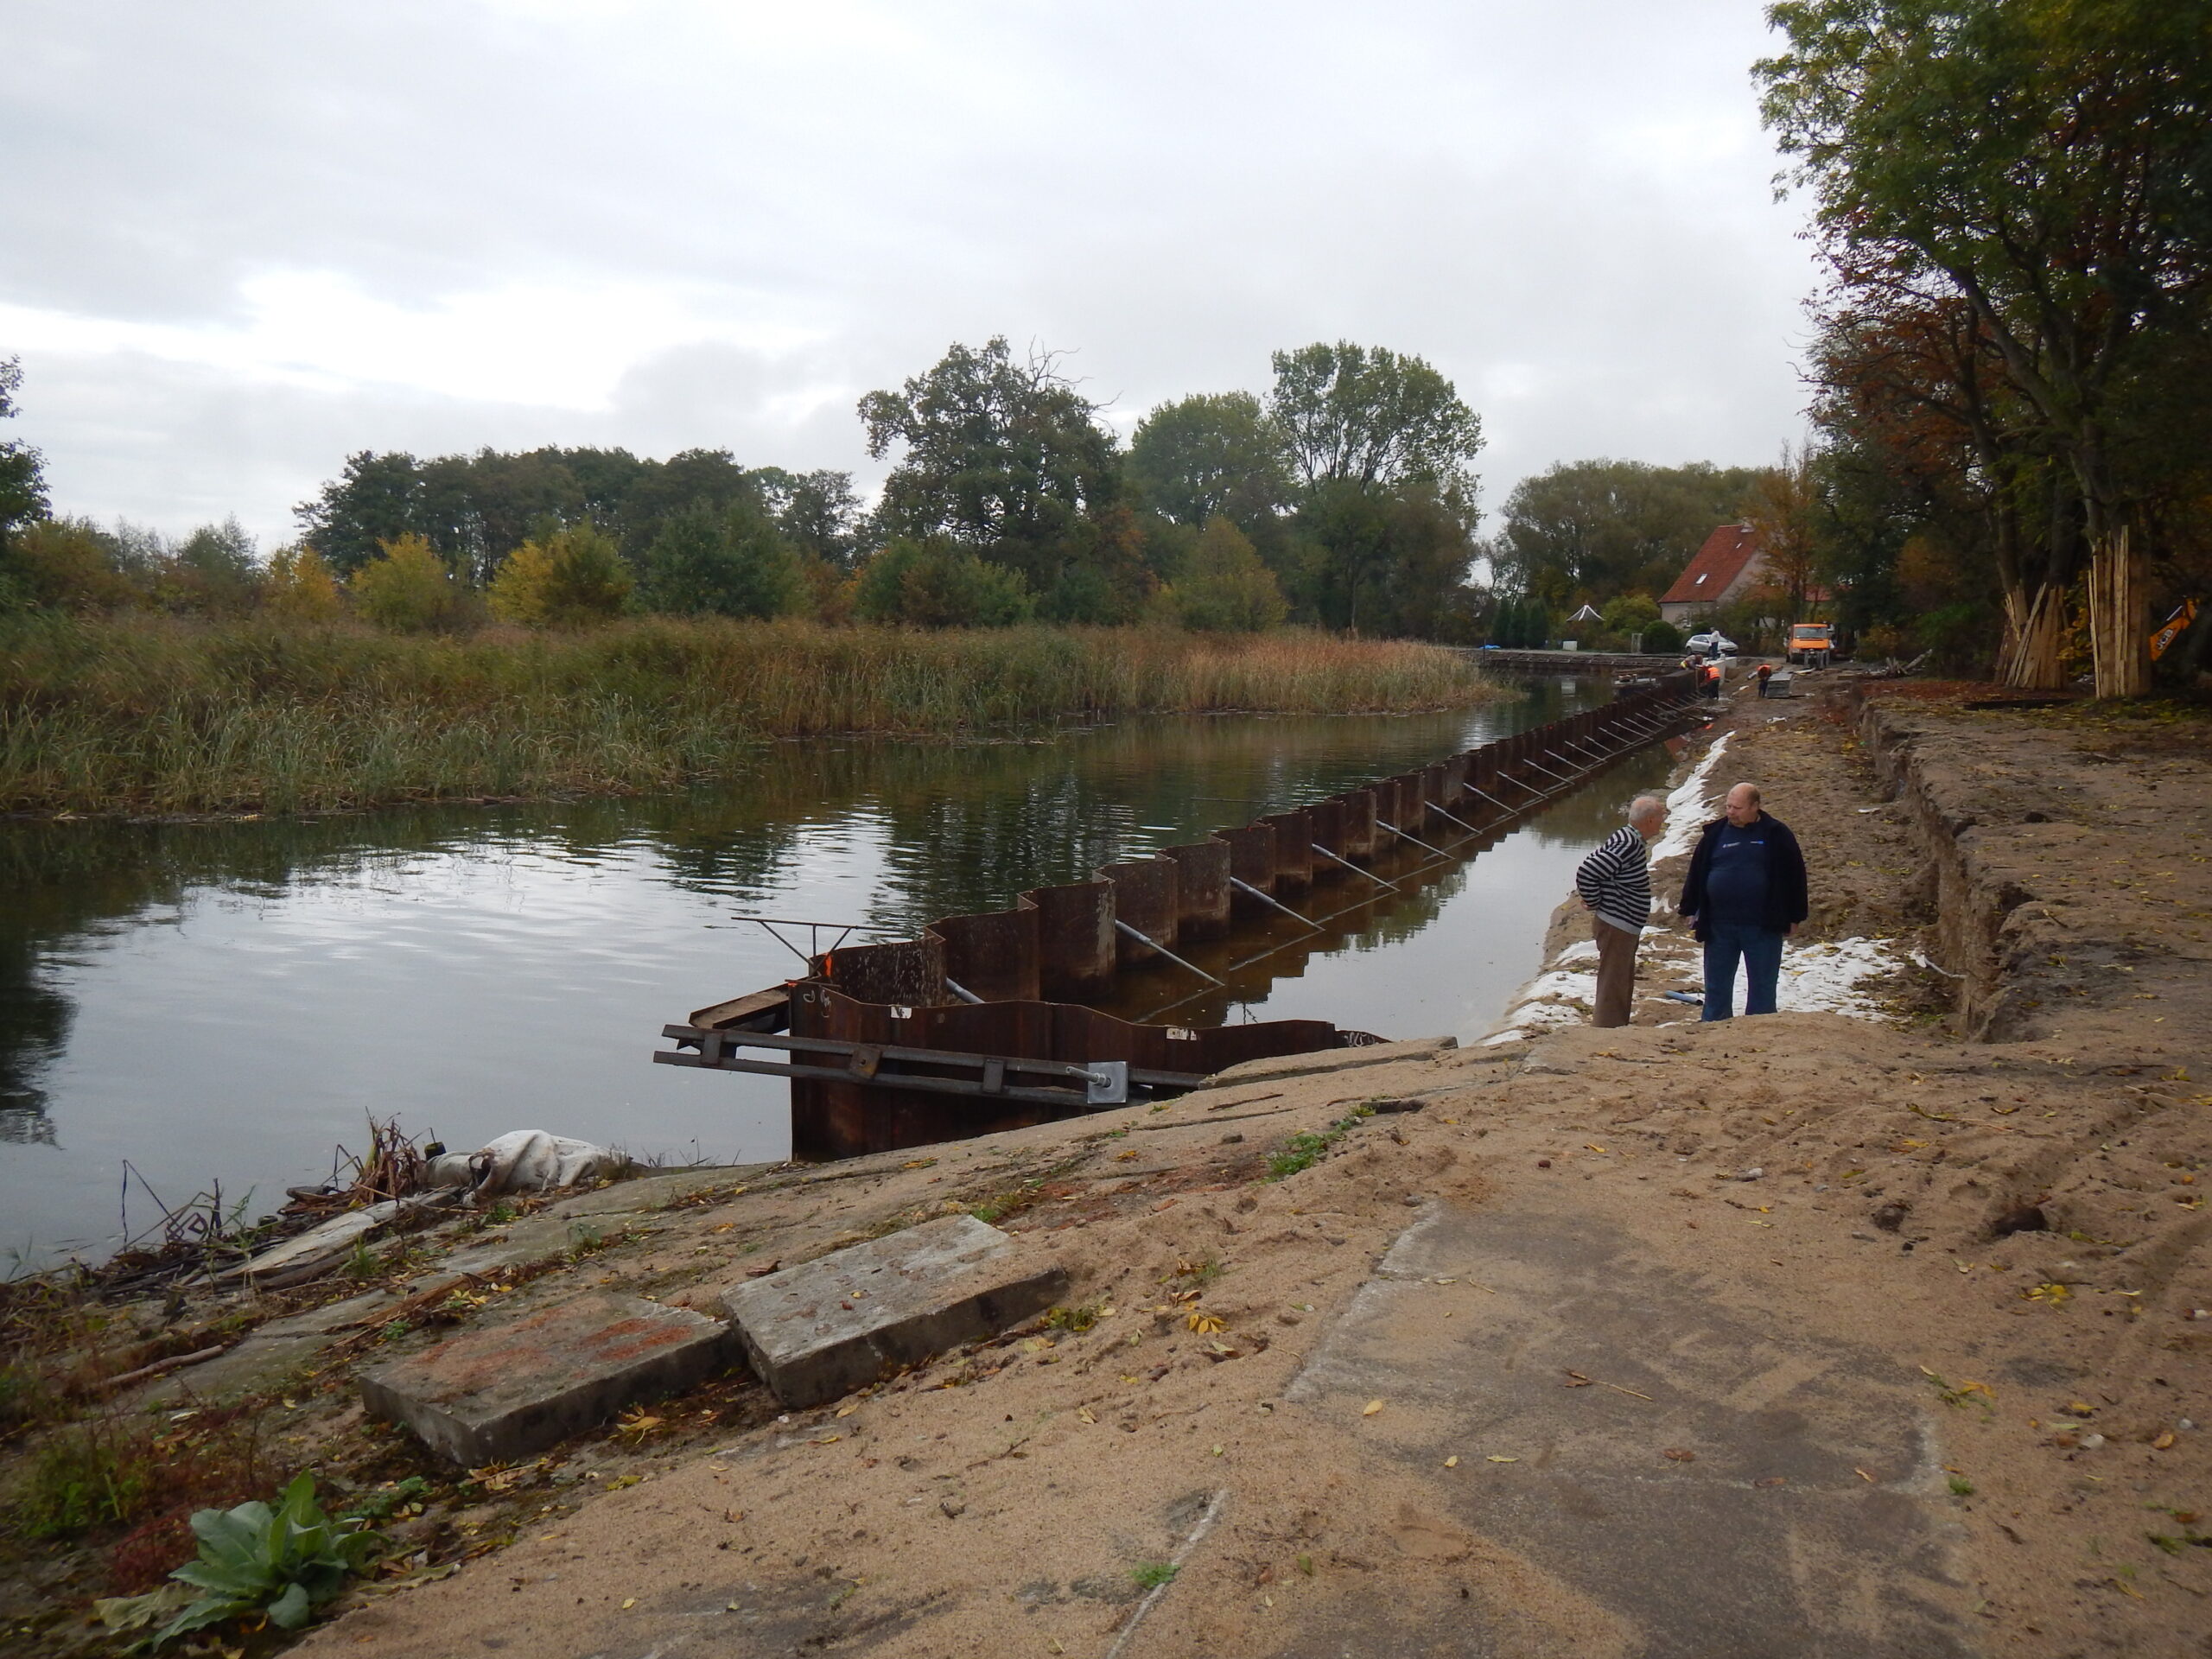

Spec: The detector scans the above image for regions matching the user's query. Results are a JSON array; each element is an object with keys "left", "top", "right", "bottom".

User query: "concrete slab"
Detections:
[
  {"left": 359, "top": 1292, "right": 734, "bottom": 1465},
  {"left": 1273, "top": 1201, "right": 1975, "bottom": 1658},
  {"left": 721, "top": 1216, "right": 1067, "bottom": 1408},
  {"left": 1205, "top": 1035, "right": 1456, "bottom": 1087}
]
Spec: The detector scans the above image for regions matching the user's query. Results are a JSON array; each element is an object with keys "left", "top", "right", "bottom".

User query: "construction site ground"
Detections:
[{"left": 6, "top": 675, "right": 2211, "bottom": 1658}]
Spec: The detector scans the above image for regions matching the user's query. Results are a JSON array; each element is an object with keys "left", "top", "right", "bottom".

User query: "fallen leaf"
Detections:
[
  {"left": 1586, "top": 1143, "right": 1609, "bottom": 1154},
  {"left": 901, "top": 1158, "right": 937, "bottom": 1168},
  {"left": 1444, "top": 1455, "right": 1459, "bottom": 1468},
  {"left": 1485, "top": 1455, "right": 1518, "bottom": 1464},
  {"left": 2153, "top": 1430, "right": 2176, "bottom": 1450},
  {"left": 1187, "top": 1311, "right": 1226, "bottom": 1335},
  {"left": 1211, "top": 1444, "right": 1225, "bottom": 1457},
  {"left": 810, "top": 1433, "right": 842, "bottom": 1446},
  {"left": 622, "top": 1599, "right": 637, "bottom": 1611},
  {"left": 1755, "top": 1476, "right": 1787, "bottom": 1488},
  {"left": 1363, "top": 1400, "right": 1385, "bottom": 1416},
  {"left": 1662, "top": 1448, "right": 1696, "bottom": 1463},
  {"left": 1077, "top": 1407, "right": 1096, "bottom": 1424},
  {"left": 835, "top": 1402, "right": 858, "bottom": 1418},
  {"left": 1854, "top": 1467, "right": 1875, "bottom": 1483}
]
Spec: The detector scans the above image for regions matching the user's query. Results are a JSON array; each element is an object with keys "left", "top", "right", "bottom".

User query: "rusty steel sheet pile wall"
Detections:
[{"left": 757, "top": 675, "right": 1696, "bottom": 1156}]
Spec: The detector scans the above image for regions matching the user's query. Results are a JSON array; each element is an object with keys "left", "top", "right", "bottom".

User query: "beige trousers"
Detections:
[{"left": 1593, "top": 918, "right": 1638, "bottom": 1028}]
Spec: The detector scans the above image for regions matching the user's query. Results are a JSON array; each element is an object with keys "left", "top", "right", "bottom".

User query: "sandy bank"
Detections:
[{"left": 5, "top": 675, "right": 2209, "bottom": 1656}]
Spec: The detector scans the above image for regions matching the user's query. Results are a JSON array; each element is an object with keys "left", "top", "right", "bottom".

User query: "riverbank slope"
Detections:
[{"left": 4, "top": 676, "right": 2208, "bottom": 1656}]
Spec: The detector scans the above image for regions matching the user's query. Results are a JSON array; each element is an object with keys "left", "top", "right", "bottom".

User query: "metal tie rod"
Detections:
[
  {"left": 1522, "top": 755, "right": 1581, "bottom": 786},
  {"left": 1228, "top": 875, "right": 1326, "bottom": 934},
  {"left": 944, "top": 976, "right": 984, "bottom": 1006},
  {"left": 1376, "top": 819, "right": 1449, "bottom": 857},
  {"left": 1113, "top": 918, "right": 1226, "bottom": 987},
  {"left": 1426, "top": 801, "right": 1486, "bottom": 836},
  {"left": 1464, "top": 784, "right": 1522, "bottom": 815},
  {"left": 1312, "top": 842, "right": 1402, "bottom": 891}
]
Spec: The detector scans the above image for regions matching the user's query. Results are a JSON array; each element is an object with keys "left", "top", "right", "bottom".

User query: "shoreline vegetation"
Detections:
[{"left": 0, "top": 614, "right": 1499, "bottom": 817}]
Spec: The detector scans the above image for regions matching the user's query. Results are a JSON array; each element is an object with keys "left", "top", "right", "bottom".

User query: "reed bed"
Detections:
[{"left": 0, "top": 615, "right": 1497, "bottom": 814}]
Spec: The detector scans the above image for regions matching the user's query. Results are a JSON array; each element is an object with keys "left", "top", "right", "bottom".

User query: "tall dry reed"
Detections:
[{"left": 0, "top": 614, "right": 1497, "bottom": 814}]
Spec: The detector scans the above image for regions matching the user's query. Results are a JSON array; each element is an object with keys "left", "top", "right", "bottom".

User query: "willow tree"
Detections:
[{"left": 1759, "top": 0, "right": 2212, "bottom": 687}]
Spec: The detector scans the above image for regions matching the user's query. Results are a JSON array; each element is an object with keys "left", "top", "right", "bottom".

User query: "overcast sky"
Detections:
[{"left": 3, "top": 0, "right": 1819, "bottom": 548}]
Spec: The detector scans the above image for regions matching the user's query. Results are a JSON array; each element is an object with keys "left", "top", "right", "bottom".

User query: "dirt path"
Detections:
[{"left": 13, "top": 677, "right": 2210, "bottom": 1658}]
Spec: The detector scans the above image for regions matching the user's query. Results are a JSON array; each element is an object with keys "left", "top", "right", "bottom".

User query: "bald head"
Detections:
[
  {"left": 1725, "top": 783, "right": 1764, "bottom": 826},
  {"left": 1628, "top": 794, "right": 1666, "bottom": 836}
]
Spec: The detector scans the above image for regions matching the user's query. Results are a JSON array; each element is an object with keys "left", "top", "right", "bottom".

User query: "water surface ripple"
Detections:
[{"left": 0, "top": 681, "right": 1669, "bottom": 1268}]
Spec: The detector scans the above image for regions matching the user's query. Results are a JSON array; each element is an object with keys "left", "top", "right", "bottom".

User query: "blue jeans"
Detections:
[{"left": 1702, "top": 921, "right": 1784, "bottom": 1020}]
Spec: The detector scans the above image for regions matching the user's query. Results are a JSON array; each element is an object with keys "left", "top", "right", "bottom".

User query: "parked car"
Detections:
[{"left": 1683, "top": 630, "right": 1738, "bottom": 657}]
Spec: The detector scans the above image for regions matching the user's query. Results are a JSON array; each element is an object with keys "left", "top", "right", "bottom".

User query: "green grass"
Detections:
[
  {"left": 1266, "top": 1107, "right": 1376, "bottom": 1180},
  {"left": 1129, "top": 1560, "right": 1179, "bottom": 1589},
  {"left": 0, "top": 613, "right": 1497, "bottom": 814}
]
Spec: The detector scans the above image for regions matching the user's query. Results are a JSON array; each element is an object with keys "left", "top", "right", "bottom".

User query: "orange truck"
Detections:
[{"left": 1787, "top": 622, "right": 1835, "bottom": 667}]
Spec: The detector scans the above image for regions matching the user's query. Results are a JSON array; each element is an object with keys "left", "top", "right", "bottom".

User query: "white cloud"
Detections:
[{"left": 0, "top": 0, "right": 1821, "bottom": 546}]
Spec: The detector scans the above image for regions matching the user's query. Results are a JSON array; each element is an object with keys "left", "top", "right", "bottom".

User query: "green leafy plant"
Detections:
[
  {"left": 1266, "top": 1106, "right": 1374, "bottom": 1180},
  {"left": 1043, "top": 1303, "right": 1102, "bottom": 1333},
  {"left": 1948, "top": 1475, "right": 1974, "bottom": 1497},
  {"left": 96, "top": 1473, "right": 378, "bottom": 1649},
  {"left": 1128, "top": 1560, "right": 1179, "bottom": 1589}
]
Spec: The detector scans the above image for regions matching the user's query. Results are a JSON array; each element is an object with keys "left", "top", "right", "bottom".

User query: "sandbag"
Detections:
[{"left": 428, "top": 1130, "right": 613, "bottom": 1199}]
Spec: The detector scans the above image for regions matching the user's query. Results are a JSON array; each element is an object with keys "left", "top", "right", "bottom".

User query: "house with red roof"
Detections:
[{"left": 1658, "top": 524, "right": 1771, "bottom": 626}]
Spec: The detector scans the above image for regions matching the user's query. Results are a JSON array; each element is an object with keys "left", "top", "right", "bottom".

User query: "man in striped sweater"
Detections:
[{"left": 1575, "top": 794, "right": 1668, "bottom": 1027}]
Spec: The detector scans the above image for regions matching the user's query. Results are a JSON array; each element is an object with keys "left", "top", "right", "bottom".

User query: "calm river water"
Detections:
[{"left": 0, "top": 678, "right": 1671, "bottom": 1270}]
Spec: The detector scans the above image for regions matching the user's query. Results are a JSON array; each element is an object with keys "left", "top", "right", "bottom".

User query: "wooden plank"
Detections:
[{"left": 687, "top": 987, "right": 791, "bottom": 1033}]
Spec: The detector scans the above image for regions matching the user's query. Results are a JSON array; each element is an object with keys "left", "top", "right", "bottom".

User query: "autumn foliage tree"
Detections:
[{"left": 1760, "top": 0, "right": 2212, "bottom": 687}]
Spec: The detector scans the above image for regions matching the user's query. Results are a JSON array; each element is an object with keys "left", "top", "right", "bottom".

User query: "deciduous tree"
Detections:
[
  {"left": 1167, "top": 517, "right": 1289, "bottom": 633},
  {"left": 859, "top": 338, "right": 1121, "bottom": 595},
  {"left": 488, "top": 523, "right": 634, "bottom": 628}
]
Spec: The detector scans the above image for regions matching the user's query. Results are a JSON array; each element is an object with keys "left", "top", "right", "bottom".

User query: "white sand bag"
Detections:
[{"left": 467, "top": 1130, "right": 612, "bottom": 1198}]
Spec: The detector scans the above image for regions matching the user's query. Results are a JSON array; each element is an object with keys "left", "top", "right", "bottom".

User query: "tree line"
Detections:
[{"left": 0, "top": 339, "right": 1501, "bottom": 639}]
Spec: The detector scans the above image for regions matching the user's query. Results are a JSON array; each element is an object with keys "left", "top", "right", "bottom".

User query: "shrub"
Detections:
[
  {"left": 264, "top": 545, "right": 344, "bottom": 622},
  {"left": 1600, "top": 593, "right": 1661, "bottom": 639},
  {"left": 156, "top": 518, "right": 263, "bottom": 616},
  {"left": 1642, "top": 619, "right": 1683, "bottom": 653},
  {"left": 1166, "top": 517, "right": 1287, "bottom": 632},
  {"left": 352, "top": 535, "right": 473, "bottom": 632},
  {"left": 855, "top": 537, "right": 1035, "bottom": 627},
  {"left": 902, "top": 545, "right": 1034, "bottom": 627},
  {"left": 639, "top": 500, "right": 800, "bottom": 620},
  {"left": 1916, "top": 602, "right": 1990, "bottom": 674},
  {"left": 1859, "top": 621, "right": 1910, "bottom": 660},
  {"left": 488, "top": 522, "right": 634, "bottom": 628},
  {"left": 0, "top": 517, "right": 139, "bottom": 613}
]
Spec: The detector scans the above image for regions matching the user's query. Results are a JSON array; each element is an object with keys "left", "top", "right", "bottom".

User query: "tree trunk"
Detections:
[
  {"left": 1998, "top": 581, "right": 2069, "bottom": 689},
  {"left": 2086, "top": 527, "right": 2152, "bottom": 699}
]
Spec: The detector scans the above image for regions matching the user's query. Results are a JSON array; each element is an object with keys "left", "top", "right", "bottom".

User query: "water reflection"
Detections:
[{"left": 0, "top": 679, "right": 1662, "bottom": 1268}]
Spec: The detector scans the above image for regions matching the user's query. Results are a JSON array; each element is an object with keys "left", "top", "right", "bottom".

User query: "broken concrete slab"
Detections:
[
  {"left": 1204, "top": 1034, "right": 1455, "bottom": 1087},
  {"left": 722, "top": 1216, "right": 1066, "bottom": 1408},
  {"left": 359, "top": 1292, "right": 734, "bottom": 1465}
]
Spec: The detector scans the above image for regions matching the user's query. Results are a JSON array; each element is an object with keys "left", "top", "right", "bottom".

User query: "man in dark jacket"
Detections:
[{"left": 1677, "top": 783, "right": 1808, "bottom": 1020}]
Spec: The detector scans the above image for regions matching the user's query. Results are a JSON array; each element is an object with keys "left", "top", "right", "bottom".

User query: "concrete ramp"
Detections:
[{"left": 1275, "top": 1202, "right": 1976, "bottom": 1658}]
